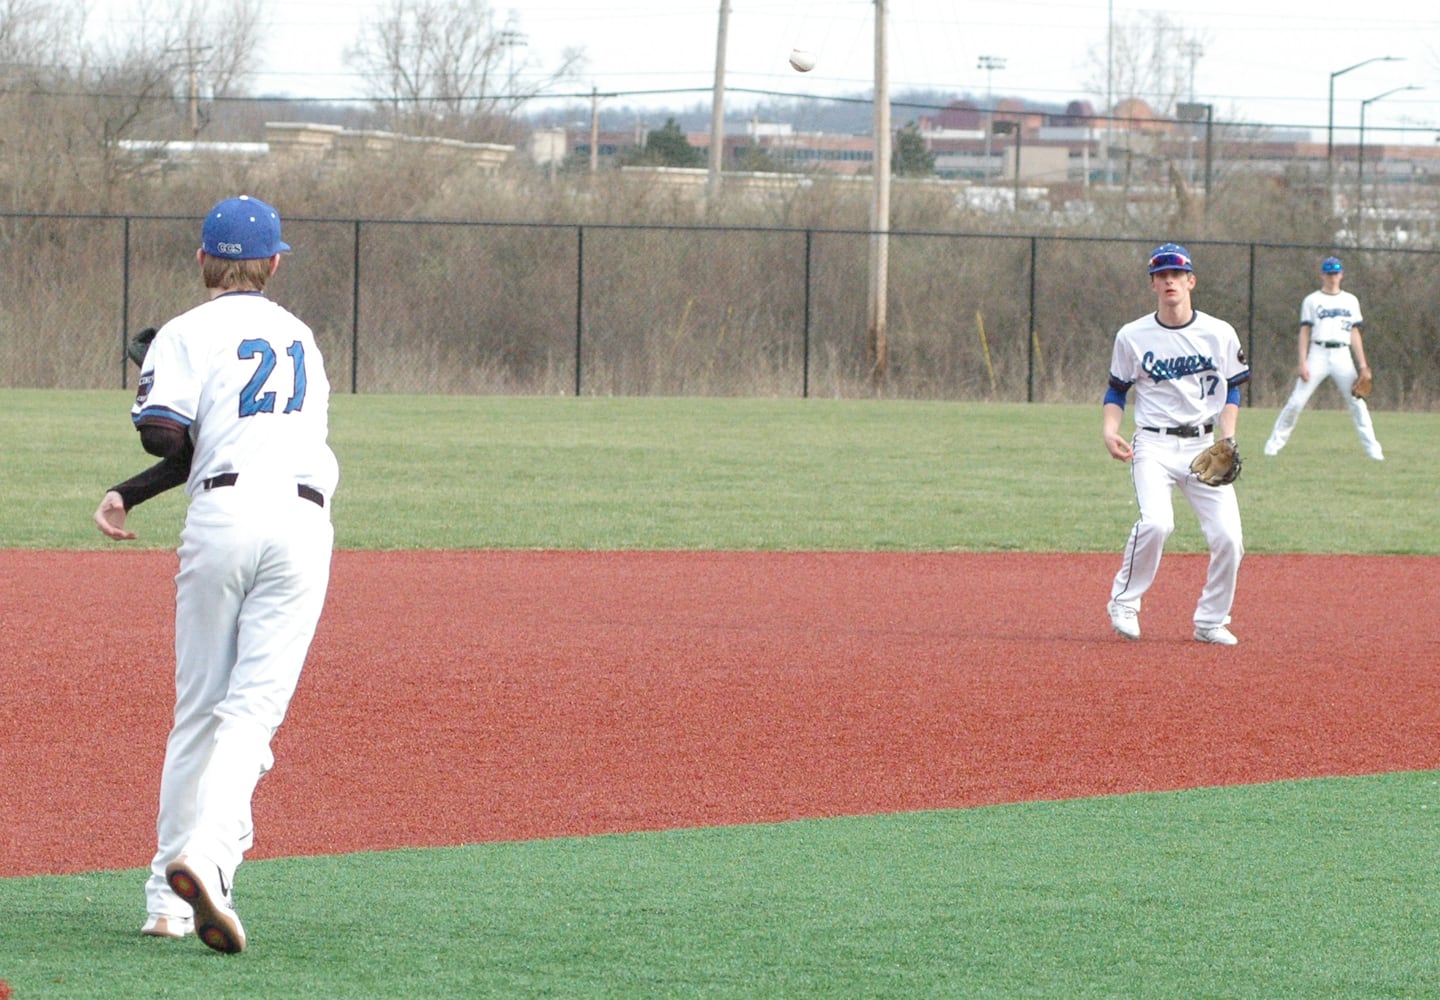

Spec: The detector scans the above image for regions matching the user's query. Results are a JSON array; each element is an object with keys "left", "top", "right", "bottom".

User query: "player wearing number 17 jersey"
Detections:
[
  {"left": 93, "top": 196, "right": 338, "bottom": 953},
  {"left": 1101, "top": 243, "right": 1250, "bottom": 646}
]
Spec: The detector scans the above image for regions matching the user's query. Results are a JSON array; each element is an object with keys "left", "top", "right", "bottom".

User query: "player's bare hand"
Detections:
[
  {"left": 1104, "top": 433, "right": 1133, "bottom": 462},
  {"left": 1298, "top": 363, "right": 1311, "bottom": 382},
  {"left": 94, "top": 491, "right": 137, "bottom": 540}
]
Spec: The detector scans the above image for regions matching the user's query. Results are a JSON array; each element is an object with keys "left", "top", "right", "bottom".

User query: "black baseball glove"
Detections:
[{"left": 126, "top": 327, "right": 157, "bottom": 368}]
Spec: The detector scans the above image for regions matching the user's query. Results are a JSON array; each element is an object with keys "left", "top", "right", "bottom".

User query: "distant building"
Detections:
[{"left": 118, "top": 123, "right": 515, "bottom": 174}]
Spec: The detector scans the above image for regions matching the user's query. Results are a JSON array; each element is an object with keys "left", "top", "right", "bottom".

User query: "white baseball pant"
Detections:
[
  {"left": 1265, "top": 343, "right": 1382, "bottom": 459},
  {"left": 1110, "top": 430, "right": 1244, "bottom": 629}
]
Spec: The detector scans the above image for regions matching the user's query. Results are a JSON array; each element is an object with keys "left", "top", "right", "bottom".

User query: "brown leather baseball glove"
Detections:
[
  {"left": 1352, "top": 370, "right": 1373, "bottom": 400},
  {"left": 1189, "top": 437, "right": 1242, "bottom": 487}
]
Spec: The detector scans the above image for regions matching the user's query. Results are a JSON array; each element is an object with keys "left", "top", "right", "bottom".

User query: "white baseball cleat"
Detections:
[
  {"left": 141, "top": 913, "right": 194, "bottom": 939},
  {"left": 1108, "top": 602, "right": 1140, "bottom": 640},
  {"left": 1194, "top": 625, "right": 1239, "bottom": 646},
  {"left": 166, "top": 856, "right": 247, "bottom": 954}
]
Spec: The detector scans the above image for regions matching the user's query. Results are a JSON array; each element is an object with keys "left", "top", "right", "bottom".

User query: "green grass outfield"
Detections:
[
  {"left": 3, "top": 389, "right": 1438, "bottom": 998},
  {"left": 10, "top": 389, "right": 1440, "bottom": 554}
]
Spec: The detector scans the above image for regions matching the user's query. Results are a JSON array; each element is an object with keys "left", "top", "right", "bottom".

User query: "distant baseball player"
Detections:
[
  {"left": 93, "top": 195, "right": 339, "bottom": 953},
  {"left": 1102, "top": 243, "right": 1251, "bottom": 645},
  {"left": 1263, "top": 256, "right": 1383, "bottom": 460}
]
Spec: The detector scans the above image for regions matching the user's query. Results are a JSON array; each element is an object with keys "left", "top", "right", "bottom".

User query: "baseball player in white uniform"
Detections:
[
  {"left": 1263, "top": 256, "right": 1383, "bottom": 460},
  {"left": 93, "top": 196, "right": 339, "bottom": 953},
  {"left": 1102, "top": 243, "right": 1251, "bottom": 645}
]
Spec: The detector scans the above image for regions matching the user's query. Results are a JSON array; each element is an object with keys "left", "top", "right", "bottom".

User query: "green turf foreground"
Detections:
[
  {"left": 2, "top": 772, "right": 1438, "bottom": 999},
  {"left": 10, "top": 389, "right": 1440, "bottom": 554}
]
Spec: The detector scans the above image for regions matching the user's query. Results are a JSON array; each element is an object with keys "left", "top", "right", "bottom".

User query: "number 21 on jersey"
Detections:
[{"left": 238, "top": 338, "right": 308, "bottom": 417}]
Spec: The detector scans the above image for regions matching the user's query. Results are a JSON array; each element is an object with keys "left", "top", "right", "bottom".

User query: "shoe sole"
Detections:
[{"left": 166, "top": 861, "right": 246, "bottom": 954}]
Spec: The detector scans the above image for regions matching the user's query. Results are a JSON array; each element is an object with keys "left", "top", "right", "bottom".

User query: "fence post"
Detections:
[
  {"left": 121, "top": 217, "right": 132, "bottom": 390},
  {"left": 1246, "top": 243, "right": 1257, "bottom": 406},
  {"left": 350, "top": 220, "right": 361, "bottom": 394},
  {"left": 574, "top": 225, "right": 584, "bottom": 397},
  {"left": 803, "top": 229, "right": 813, "bottom": 399},
  {"left": 1027, "top": 236, "right": 1038, "bottom": 403}
]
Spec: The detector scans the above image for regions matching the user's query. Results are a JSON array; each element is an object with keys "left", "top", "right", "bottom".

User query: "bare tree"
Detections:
[
  {"left": 1081, "top": 15, "right": 1217, "bottom": 227},
  {"left": 86, "top": 0, "right": 266, "bottom": 138},
  {"left": 346, "top": 0, "right": 583, "bottom": 141},
  {"left": 1086, "top": 14, "right": 1205, "bottom": 120},
  {"left": 0, "top": 0, "right": 108, "bottom": 209},
  {"left": 0, "top": 0, "right": 81, "bottom": 69},
  {"left": 184, "top": 0, "right": 263, "bottom": 99},
  {"left": 0, "top": 0, "right": 267, "bottom": 209}
]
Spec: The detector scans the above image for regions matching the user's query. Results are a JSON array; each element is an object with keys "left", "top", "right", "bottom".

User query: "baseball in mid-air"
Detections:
[{"left": 789, "top": 48, "right": 816, "bottom": 73}]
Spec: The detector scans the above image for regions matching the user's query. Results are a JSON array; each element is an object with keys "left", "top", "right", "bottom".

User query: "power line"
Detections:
[{"left": 5, "top": 81, "right": 1435, "bottom": 138}]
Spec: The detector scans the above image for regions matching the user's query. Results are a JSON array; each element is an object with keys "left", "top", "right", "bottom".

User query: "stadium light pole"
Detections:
[
  {"left": 991, "top": 120, "right": 1020, "bottom": 210},
  {"left": 1356, "top": 85, "right": 1422, "bottom": 240},
  {"left": 1328, "top": 57, "right": 1401, "bottom": 207},
  {"left": 977, "top": 54, "right": 1005, "bottom": 177},
  {"left": 1176, "top": 102, "right": 1213, "bottom": 220}
]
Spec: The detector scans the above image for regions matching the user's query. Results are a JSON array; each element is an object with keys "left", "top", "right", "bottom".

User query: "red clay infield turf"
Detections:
[{"left": 3, "top": 550, "right": 1439, "bottom": 878}]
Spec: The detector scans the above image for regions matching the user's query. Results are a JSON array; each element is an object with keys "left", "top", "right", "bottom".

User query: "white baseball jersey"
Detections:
[
  {"left": 133, "top": 291, "right": 339, "bottom": 498},
  {"left": 1108, "top": 310, "right": 1249, "bottom": 429},
  {"left": 1300, "top": 289, "right": 1362, "bottom": 346}
]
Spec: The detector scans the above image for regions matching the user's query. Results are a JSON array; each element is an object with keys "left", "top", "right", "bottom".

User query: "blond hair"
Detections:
[{"left": 201, "top": 254, "right": 274, "bottom": 292}]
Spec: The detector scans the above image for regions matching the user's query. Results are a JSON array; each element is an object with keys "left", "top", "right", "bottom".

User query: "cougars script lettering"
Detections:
[{"left": 1142, "top": 351, "right": 1217, "bottom": 384}]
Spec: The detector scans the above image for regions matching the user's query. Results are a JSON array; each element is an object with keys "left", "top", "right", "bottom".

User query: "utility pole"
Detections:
[
  {"left": 189, "top": 59, "right": 200, "bottom": 139},
  {"left": 497, "top": 24, "right": 528, "bottom": 115},
  {"left": 1104, "top": 0, "right": 1113, "bottom": 187},
  {"left": 185, "top": 38, "right": 212, "bottom": 141},
  {"left": 589, "top": 86, "right": 599, "bottom": 174},
  {"left": 867, "top": 0, "right": 890, "bottom": 387},
  {"left": 707, "top": 0, "right": 730, "bottom": 203}
]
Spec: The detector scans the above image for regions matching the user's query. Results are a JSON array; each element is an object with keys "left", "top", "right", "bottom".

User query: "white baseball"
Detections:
[{"left": 789, "top": 48, "right": 816, "bottom": 73}]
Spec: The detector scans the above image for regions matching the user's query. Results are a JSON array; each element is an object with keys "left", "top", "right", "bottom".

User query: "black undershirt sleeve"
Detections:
[{"left": 110, "top": 419, "right": 193, "bottom": 510}]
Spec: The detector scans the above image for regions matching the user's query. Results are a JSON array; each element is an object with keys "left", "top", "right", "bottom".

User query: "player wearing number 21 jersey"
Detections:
[{"left": 94, "top": 195, "right": 337, "bottom": 953}]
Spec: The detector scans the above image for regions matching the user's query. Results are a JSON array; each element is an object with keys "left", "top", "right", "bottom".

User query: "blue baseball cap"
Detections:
[
  {"left": 1321, "top": 256, "right": 1343, "bottom": 273},
  {"left": 1148, "top": 243, "right": 1194, "bottom": 274},
  {"left": 201, "top": 196, "right": 291, "bottom": 260}
]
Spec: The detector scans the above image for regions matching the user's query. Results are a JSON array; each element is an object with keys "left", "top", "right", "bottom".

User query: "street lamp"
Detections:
[
  {"left": 1356, "top": 84, "right": 1422, "bottom": 239},
  {"left": 1328, "top": 57, "right": 1402, "bottom": 202},
  {"left": 992, "top": 120, "right": 1020, "bottom": 210},
  {"left": 1176, "top": 101, "right": 1213, "bottom": 218}
]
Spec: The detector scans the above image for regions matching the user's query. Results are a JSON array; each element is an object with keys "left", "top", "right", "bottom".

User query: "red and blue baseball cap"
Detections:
[
  {"left": 1321, "top": 256, "right": 1343, "bottom": 273},
  {"left": 1148, "top": 243, "right": 1194, "bottom": 274},
  {"left": 201, "top": 195, "right": 291, "bottom": 260}
]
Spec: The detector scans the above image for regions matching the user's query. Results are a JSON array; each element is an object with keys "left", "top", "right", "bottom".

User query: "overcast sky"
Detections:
[{"left": 94, "top": 0, "right": 1440, "bottom": 140}]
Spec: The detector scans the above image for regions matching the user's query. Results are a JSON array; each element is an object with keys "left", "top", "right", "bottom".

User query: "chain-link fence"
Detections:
[{"left": 8, "top": 212, "right": 1440, "bottom": 408}]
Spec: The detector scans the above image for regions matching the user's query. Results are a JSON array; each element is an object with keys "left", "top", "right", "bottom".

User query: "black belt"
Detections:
[
  {"left": 202, "top": 472, "right": 324, "bottom": 508},
  {"left": 1314, "top": 340, "right": 1345, "bottom": 349},
  {"left": 1140, "top": 423, "right": 1213, "bottom": 438}
]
